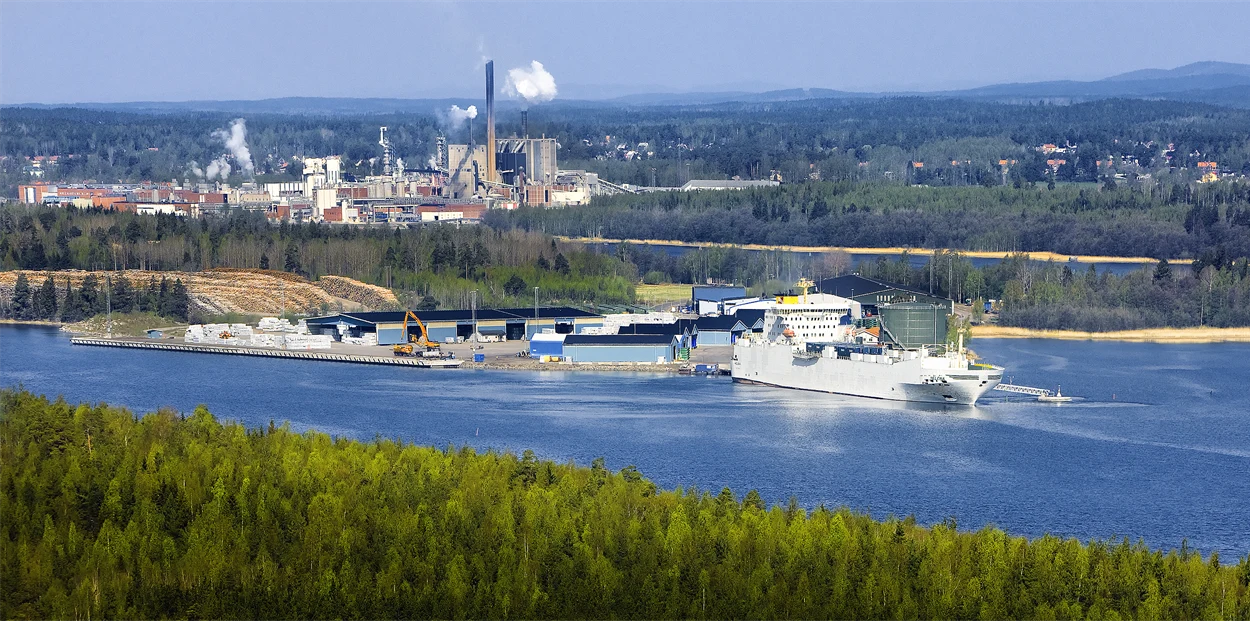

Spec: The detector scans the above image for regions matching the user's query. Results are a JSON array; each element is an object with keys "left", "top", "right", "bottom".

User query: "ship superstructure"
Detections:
[{"left": 731, "top": 280, "right": 1002, "bottom": 405}]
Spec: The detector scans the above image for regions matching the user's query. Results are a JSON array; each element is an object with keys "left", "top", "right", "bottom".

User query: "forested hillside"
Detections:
[
  {"left": 0, "top": 206, "right": 636, "bottom": 311},
  {"left": 493, "top": 181, "right": 1250, "bottom": 260},
  {"left": 3, "top": 390, "right": 1247, "bottom": 619},
  {"left": 5, "top": 97, "right": 1250, "bottom": 194}
]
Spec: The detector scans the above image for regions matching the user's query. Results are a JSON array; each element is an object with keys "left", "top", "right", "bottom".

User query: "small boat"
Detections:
[{"left": 1037, "top": 385, "right": 1073, "bottom": 403}]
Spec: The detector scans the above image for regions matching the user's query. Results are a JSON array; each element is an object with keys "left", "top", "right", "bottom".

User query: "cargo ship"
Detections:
[{"left": 731, "top": 281, "right": 1003, "bottom": 405}]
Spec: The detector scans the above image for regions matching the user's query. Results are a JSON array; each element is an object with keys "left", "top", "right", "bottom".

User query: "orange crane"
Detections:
[{"left": 393, "top": 311, "right": 442, "bottom": 357}]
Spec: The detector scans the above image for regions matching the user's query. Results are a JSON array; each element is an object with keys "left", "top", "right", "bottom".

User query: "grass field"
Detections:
[
  {"left": 63, "top": 312, "right": 185, "bottom": 337},
  {"left": 635, "top": 283, "right": 692, "bottom": 305}
]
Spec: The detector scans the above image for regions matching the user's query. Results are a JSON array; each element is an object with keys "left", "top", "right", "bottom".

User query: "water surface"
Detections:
[{"left": 3, "top": 325, "right": 1247, "bottom": 556}]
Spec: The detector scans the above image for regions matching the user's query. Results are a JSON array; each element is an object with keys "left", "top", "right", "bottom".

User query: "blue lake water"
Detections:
[{"left": 2, "top": 325, "right": 1247, "bottom": 557}]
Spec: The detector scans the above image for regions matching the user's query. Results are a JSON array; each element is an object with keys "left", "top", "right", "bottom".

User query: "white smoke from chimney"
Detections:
[
  {"left": 504, "top": 61, "right": 557, "bottom": 107},
  {"left": 445, "top": 104, "right": 478, "bottom": 129},
  {"left": 211, "top": 118, "right": 255, "bottom": 177},
  {"left": 205, "top": 158, "right": 231, "bottom": 180}
]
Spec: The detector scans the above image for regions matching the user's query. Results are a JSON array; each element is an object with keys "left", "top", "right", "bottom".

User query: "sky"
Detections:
[{"left": 2, "top": 1, "right": 1249, "bottom": 104}]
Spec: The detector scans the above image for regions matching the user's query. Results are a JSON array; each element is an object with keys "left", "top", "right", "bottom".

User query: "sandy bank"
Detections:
[
  {"left": 972, "top": 325, "right": 1250, "bottom": 343},
  {"left": 559, "top": 236, "right": 1167, "bottom": 265}
]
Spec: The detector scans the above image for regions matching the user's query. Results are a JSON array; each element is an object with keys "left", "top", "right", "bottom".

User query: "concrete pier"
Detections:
[{"left": 69, "top": 337, "right": 463, "bottom": 368}]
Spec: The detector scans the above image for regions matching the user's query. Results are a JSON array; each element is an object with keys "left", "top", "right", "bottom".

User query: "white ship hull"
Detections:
[{"left": 731, "top": 341, "right": 1002, "bottom": 405}]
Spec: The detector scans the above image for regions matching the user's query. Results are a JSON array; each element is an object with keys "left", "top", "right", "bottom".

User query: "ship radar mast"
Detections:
[{"left": 795, "top": 278, "right": 816, "bottom": 304}]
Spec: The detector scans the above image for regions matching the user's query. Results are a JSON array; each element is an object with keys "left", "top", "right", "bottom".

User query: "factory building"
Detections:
[
  {"left": 304, "top": 307, "right": 604, "bottom": 346},
  {"left": 562, "top": 334, "right": 682, "bottom": 363},
  {"left": 446, "top": 144, "right": 488, "bottom": 199},
  {"left": 496, "top": 138, "right": 558, "bottom": 186}
]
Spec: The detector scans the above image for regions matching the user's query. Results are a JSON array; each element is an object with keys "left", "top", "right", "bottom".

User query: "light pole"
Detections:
[
  {"left": 105, "top": 275, "right": 112, "bottom": 339},
  {"left": 470, "top": 289, "right": 477, "bottom": 341},
  {"left": 533, "top": 286, "right": 539, "bottom": 338}
]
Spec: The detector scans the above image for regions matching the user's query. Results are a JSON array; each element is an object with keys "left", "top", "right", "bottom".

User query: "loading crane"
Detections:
[{"left": 393, "top": 311, "right": 443, "bottom": 357}]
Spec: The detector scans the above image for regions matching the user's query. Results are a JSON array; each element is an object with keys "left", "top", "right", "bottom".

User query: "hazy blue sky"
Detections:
[{"left": 3, "top": 1, "right": 1249, "bottom": 104}]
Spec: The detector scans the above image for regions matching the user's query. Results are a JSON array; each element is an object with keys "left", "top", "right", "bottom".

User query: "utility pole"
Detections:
[
  {"left": 470, "top": 290, "right": 477, "bottom": 341},
  {"left": 534, "top": 286, "right": 539, "bottom": 338}
]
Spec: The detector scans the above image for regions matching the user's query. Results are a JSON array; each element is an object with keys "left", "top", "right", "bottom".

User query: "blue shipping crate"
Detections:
[{"left": 473, "top": 353, "right": 485, "bottom": 363}]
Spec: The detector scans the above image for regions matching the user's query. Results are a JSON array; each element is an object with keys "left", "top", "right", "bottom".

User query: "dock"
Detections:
[
  {"left": 994, "top": 383, "right": 1072, "bottom": 402},
  {"left": 69, "top": 337, "right": 463, "bottom": 368}
]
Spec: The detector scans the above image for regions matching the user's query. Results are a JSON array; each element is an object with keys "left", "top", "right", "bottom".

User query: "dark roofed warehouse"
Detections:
[{"left": 305, "top": 307, "right": 604, "bottom": 345}]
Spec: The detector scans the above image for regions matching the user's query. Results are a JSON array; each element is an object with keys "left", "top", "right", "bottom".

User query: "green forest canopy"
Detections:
[{"left": 2, "top": 390, "right": 1247, "bottom": 619}]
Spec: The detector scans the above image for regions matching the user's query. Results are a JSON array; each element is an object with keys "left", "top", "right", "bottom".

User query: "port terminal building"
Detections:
[{"left": 305, "top": 307, "right": 604, "bottom": 345}]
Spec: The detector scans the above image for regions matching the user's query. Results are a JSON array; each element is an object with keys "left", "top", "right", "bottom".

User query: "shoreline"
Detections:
[
  {"left": 972, "top": 325, "right": 1250, "bottom": 343},
  {"left": 558, "top": 236, "right": 1167, "bottom": 264}
]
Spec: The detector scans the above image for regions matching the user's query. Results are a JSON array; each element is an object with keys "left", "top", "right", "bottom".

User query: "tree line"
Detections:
[
  {"left": 2, "top": 389, "right": 1246, "bottom": 619},
  {"left": 7, "top": 97, "right": 1250, "bottom": 196},
  {"left": 2, "top": 272, "right": 190, "bottom": 323},
  {"left": 491, "top": 180, "right": 1250, "bottom": 261},
  {"left": 0, "top": 206, "right": 637, "bottom": 311}
]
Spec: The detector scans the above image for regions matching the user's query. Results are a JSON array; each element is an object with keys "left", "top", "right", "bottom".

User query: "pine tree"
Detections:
[
  {"left": 60, "top": 281, "right": 84, "bottom": 323},
  {"left": 112, "top": 276, "right": 134, "bottom": 313},
  {"left": 11, "top": 273, "right": 32, "bottom": 319},
  {"left": 141, "top": 276, "right": 158, "bottom": 312},
  {"left": 554, "top": 252, "right": 570, "bottom": 275},
  {"left": 168, "top": 278, "right": 190, "bottom": 321},
  {"left": 157, "top": 277, "right": 171, "bottom": 317},
  {"left": 80, "top": 274, "right": 102, "bottom": 315},
  {"left": 284, "top": 244, "right": 301, "bottom": 274},
  {"left": 259, "top": 253, "right": 269, "bottom": 270},
  {"left": 35, "top": 275, "right": 58, "bottom": 320},
  {"left": 1154, "top": 259, "right": 1172, "bottom": 283}
]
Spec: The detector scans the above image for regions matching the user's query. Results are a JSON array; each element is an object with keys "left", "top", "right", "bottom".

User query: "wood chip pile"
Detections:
[
  {"left": 317, "top": 275, "right": 399, "bottom": 310},
  {"left": 0, "top": 270, "right": 397, "bottom": 316}
]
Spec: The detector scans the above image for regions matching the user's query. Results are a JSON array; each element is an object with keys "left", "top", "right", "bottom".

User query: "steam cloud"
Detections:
[
  {"left": 210, "top": 118, "right": 255, "bottom": 177},
  {"left": 504, "top": 61, "right": 557, "bottom": 107},
  {"left": 445, "top": 104, "right": 478, "bottom": 129},
  {"left": 205, "top": 159, "right": 231, "bottom": 180},
  {"left": 188, "top": 157, "right": 231, "bottom": 181}
]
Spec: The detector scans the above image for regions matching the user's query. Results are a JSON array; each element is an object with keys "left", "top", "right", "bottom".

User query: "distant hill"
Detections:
[
  {"left": 6, "top": 61, "right": 1249, "bottom": 113},
  {"left": 1104, "top": 61, "right": 1250, "bottom": 82},
  {"left": 8, "top": 96, "right": 516, "bottom": 116}
]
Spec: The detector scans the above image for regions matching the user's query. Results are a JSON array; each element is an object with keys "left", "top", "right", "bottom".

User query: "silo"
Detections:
[{"left": 879, "top": 303, "right": 947, "bottom": 347}]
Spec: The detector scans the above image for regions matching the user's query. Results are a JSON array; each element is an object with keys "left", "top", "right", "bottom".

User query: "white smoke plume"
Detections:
[
  {"left": 444, "top": 104, "right": 478, "bottom": 129},
  {"left": 188, "top": 161, "right": 205, "bottom": 178},
  {"left": 504, "top": 61, "right": 557, "bottom": 107},
  {"left": 205, "top": 158, "right": 231, "bottom": 180},
  {"left": 211, "top": 118, "right": 255, "bottom": 177}
]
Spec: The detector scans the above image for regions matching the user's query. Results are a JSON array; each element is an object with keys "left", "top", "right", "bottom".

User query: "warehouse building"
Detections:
[
  {"left": 815, "top": 275, "right": 954, "bottom": 314},
  {"left": 693, "top": 285, "right": 748, "bottom": 315},
  {"left": 305, "top": 307, "right": 604, "bottom": 346},
  {"left": 562, "top": 334, "right": 682, "bottom": 363},
  {"left": 693, "top": 315, "right": 751, "bottom": 345},
  {"left": 620, "top": 319, "right": 697, "bottom": 348}
]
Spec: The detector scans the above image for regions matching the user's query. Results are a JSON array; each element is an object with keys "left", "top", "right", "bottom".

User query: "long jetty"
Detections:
[{"left": 69, "top": 337, "right": 463, "bottom": 368}]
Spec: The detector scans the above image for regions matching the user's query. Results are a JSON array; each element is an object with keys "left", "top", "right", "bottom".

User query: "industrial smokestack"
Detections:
[
  {"left": 486, "top": 60, "right": 496, "bottom": 184},
  {"left": 521, "top": 110, "right": 528, "bottom": 139}
]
